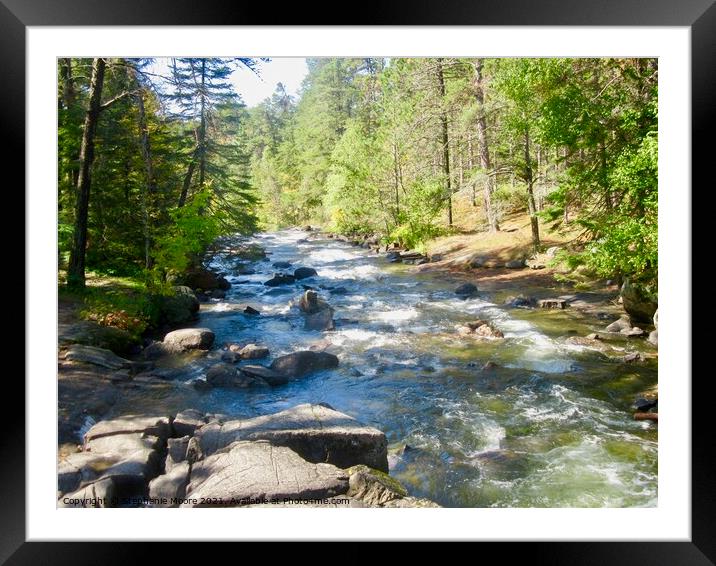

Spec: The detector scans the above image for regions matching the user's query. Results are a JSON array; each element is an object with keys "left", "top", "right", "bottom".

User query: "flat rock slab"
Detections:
[
  {"left": 84, "top": 415, "right": 171, "bottom": 443},
  {"left": 64, "top": 344, "right": 132, "bottom": 371},
  {"left": 173, "top": 409, "right": 206, "bottom": 437},
  {"left": 149, "top": 462, "right": 190, "bottom": 507},
  {"left": 84, "top": 432, "right": 161, "bottom": 455},
  {"left": 194, "top": 403, "right": 388, "bottom": 472},
  {"left": 58, "top": 451, "right": 122, "bottom": 494},
  {"left": 183, "top": 440, "right": 348, "bottom": 507},
  {"left": 58, "top": 477, "right": 116, "bottom": 508}
]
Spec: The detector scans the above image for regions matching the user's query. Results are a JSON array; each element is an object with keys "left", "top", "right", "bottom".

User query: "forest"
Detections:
[
  {"left": 59, "top": 57, "right": 657, "bottom": 283},
  {"left": 57, "top": 57, "right": 660, "bottom": 509}
]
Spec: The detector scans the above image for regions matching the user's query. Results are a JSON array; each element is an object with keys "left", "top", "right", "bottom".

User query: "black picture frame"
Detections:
[{"left": 8, "top": 0, "right": 708, "bottom": 562}]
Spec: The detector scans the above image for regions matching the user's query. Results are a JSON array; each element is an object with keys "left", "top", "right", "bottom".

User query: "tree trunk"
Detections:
[
  {"left": 524, "top": 127, "right": 541, "bottom": 253},
  {"left": 67, "top": 57, "right": 106, "bottom": 289},
  {"left": 392, "top": 136, "right": 400, "bottom": 222},
  {"left": 473, "top": 59, "right": 499, "bottom": 232},
  {"left": 178, "top": 157, "right": 197, "bottom": 208},
  {"left": 135, "top": 87, "right": 155, "bottom": 270},
  {"left": 467, "top": 137, "right": 476, "bottom": 207},
  {"left": 198, "top": 59, "right": 207, "bottom": 187},
  {"left": 436, "top": 59, "right": 452, "bottom": 227}
]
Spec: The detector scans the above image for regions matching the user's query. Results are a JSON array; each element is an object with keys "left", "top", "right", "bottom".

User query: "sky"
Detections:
[{"left": 148, "top": 57, "right": 308, "bottom": 108}]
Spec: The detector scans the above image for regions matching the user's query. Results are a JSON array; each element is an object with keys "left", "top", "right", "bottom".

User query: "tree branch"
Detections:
[{"left": 100, "top": 90, "right": 140, "bottom": 111}]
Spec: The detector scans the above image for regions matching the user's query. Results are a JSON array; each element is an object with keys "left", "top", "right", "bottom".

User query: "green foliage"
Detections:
[
  {"left": 151, "top": 187, "right": 221, "bottom": 278},
  {"left": 389, "top": 178, "right": 448, "bottom": 249}
]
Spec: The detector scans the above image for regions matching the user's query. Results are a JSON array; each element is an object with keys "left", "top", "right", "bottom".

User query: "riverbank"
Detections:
[{"left": 58, "top": 228, "right": 658, "bottom": 508}]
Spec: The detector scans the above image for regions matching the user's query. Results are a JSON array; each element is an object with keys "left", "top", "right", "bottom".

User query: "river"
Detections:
[{"left": 112, "top": 229, "right": 658, "bottom": 508}]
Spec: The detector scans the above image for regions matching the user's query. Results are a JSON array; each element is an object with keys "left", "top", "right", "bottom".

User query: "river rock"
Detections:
[
  {"left": 243, "top": 305, "right": 260, "bottom": 315},
  {"left": 538, "top": 298, "right": 568, "bottom": 309},
  {"left": 166, "top": 436, "right": 191, "bottom": 472},
  {"left": 458, "top": 320, "right": 504, "bottom": 338},
  {"left": 504, "top": 295, "right": 536, "bottom": 308},
  {"left": 206, "top": 363, "right": 254, "bottom": 388},
  {"left": 270, "top": 350, "right": 339, "bottom": 377},
  {"left": 455, "top": 283, "right": 478, "bottom": 297},
  {"left": 545, "top": 246, "right": 560, "bottom": 258},
  {"left": 194, "top": 403, "right": 389, "bottom": 472},
  {"left": 221, "top": 350, "right": 241, "bottom": 363},
  {"left": 58, "top": 477, "right": 117, "bottom": 508},
  {"left": 84, "top": 415, "right": 171, "bottom": 444},
  {"left": 162, "top": 328, "right": 215, "bottom": 352},
  {"left": 346, "top": 465, "right": 407, "bottom": 506},
  {"left": 294, "top": 266, "right": 318, "bottom": 280},
  {"left": 505, "top": 259, "right": 526, "bottom": 269},
  {"left": 183, "top": 440, "right": 349, "bottom": 507},
  {"left": 154, "top": 286, "right": 200, "bottom": 328},
  {"left": 264, "top": 274, "right": 296, "bottom": 287},
  {"left": 653, "top": 309, "right": 658, "bottom": 330},
  {"left": 148, "top": 462, "right": 190, "bottom": 507},
  {"left": 620, "top": 277, "right": 658, "bottom": 323},
  {"left": 648, "top": 329, "right": 658, "bottom": 347},
  {"left": 622, "top": 326, "right": 645, "bottom": 337},
  {"left": 64, "top": 344, "right": 132, "bottom": 371},
  {"left": 298, "top": 289, "right": 328, "bottom": 314},
  {"left": 238, "top": 344, "right": 269, "bottom": 360},
  {"left": 606, "top": 315, "right": 632, "bottom": 333},
  {"left": 622, "top": 352, "right": 644, "bottom": 363},
  {"left": 272, "top": 260, "right": 292, "bottom": 269},
  {"left": 239, "top": 364, "right": 286, "bottom": 386},
  {"left": 305, "top": 308, "right": 335, "bottom": 331},
  {"left": 173, "top": 409, "right": 206, "bottom": 437},
  {"left": 180, "top": 268, "right": 231, "bottom": 291},
  {"left": 60, "top": 321, "right": 139, "bottom": 356}
]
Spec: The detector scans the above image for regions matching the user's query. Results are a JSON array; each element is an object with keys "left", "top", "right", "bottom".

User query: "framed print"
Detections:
[{"left": 8, "top": 0, "right": 711, "bottom": 562}]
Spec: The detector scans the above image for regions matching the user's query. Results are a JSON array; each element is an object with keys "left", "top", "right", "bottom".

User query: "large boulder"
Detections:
[
  {"left": 179, "top": 268, "right": 231, "bottom": 291},
  {"left": 63, "top": 344, "right": 132, "bottom": 371},
  {"left": 183, "top": 440, "right": 349, "bottom": 507},
  {"left": 620, "top": 277, "right": 658, "bottom": 323},
  {"left": 270, "top": 350, "right": 339, "bottom": 378},
  {"left": 162, "top": 328, "right": 215, "bottom": 353},
  {"left": 606, "top": 315, "right": 633, "bottom": 333},
  {"left": 193, "top": 403, "right": 389, "bottom": 472},
  {"left": 59, "top": 321, "right": 139, "bottom": 356},
  {"left": 293, "top": 267, "right": 318, "bottom": 280},
  {"left": 239, "top": 365, "right": 288, "bottom": 386},
  {"left": 154, "top": 286, "right": 200, "bottom": 328}
]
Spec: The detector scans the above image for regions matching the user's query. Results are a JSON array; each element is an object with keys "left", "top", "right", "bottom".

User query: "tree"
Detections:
[
  {"left": 67, "top": 58, "right": 106, "bottom": 289},
  {"left": 472, "top": 59, "right": 499, "bottom": 232}
]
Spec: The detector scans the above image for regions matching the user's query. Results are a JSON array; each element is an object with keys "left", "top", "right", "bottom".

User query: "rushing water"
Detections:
[{"left": 115, "top": 229, "right": 658, "bottom": 507}]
